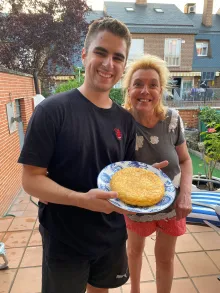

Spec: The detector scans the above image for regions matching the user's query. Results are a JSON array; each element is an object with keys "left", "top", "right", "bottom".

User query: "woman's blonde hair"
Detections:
[{"left": 122, "top": 54, "right": 170, "bottom": 120}]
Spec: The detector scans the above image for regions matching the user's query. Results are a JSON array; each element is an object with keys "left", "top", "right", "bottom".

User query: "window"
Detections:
[
  {"left": 125, "top": 7, "right": 134, "bottom": 11},
  {"left": 196, "top": 41, "right": 209, "bottom": 56},
  {"left": 201, "top": 72, "right": 215, "bottom": 81},
  {"left": 182, "top": 80, "right": 193, "bottom": 91},
  {"left": 154, "top": 8, "right": 164, "bottom": 13},
  {"left": 164, "top": 39, "right": 181, "bottom": 66},
  {"left": 128, "top": 39, "right": 144, "bottom": 61}
]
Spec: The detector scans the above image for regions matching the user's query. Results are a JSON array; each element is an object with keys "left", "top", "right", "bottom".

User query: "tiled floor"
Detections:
[{"left": 0, "top": 190, "right": 220, "bottom": 293}]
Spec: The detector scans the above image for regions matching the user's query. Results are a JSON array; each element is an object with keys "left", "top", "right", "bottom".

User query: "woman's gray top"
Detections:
[{"left": 128, "top": 108, "right": 185, "bottom": 222}]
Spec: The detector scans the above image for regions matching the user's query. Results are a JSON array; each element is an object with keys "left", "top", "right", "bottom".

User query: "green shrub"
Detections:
[
  {"left": 55, "top": 80, "right": 76, "bottom": 93},
  {"left": 110, "top": 88, "right": 124, "bottom": 105},
  {"left": 55, "top": 68, "right": 84, "bottom": 94},
  {"left": 55, "top": 76, "right": 84, "bottom": 94},
  {"left": 199, "top": 106, "right": 220, "bottom": 126},
  {"left": 55, "top": 79, "right": 124, "bottom": 106}
]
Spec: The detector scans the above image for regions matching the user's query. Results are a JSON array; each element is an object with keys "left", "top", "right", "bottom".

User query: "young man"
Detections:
[
  {"left": 19, "top": 17, "right": 167, "bottom": 293},
  {"left": 18, "top": 18, "right": 135, "bottom": 293}
]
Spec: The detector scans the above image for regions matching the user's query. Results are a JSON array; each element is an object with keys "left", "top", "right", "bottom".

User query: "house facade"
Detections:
[
  {"left": 85, "top": 1, "right": 198, "bottom": 97},
  {"left": 53, "top": 0, "right": 220, "bottom": 101},
  {"left": 102, "top": 0, "right": 220, "bottom": 99},
  {"left": 188, "top": 2, "right": 220, "bottom": 90}
]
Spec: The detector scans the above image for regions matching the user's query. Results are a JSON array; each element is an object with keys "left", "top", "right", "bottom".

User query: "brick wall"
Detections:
[
  {"left": 0, "top": 69, "right": 35, "bottom": 216},
  {"left": 132, "top": 33, "right": 195, "bottom": 71},
  {"left": 202, "top": 0, "right": 214, "bottom": 27},
  {"left": 178, "top": 108, "right": 200, "bottom": 128},
  {"left": 136, "top": 0, "right": 147, "bottom": 4}
]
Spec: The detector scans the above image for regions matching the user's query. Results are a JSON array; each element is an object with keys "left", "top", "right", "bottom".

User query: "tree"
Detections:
[{"left": 0, "top": 0, "right": 90, "bottom": 87}]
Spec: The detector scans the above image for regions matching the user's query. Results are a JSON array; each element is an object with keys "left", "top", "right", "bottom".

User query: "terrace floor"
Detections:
[{"left": 0, "top": 190, "right": 220, "bottom": 293}]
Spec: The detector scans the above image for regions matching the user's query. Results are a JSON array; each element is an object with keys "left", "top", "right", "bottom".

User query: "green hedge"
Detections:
[
  {"left": 55, "top": 80, "right": 124, "bottom": 106},
  {"left": 110, "top": 88, "right": 124, "bottom": 105},
  {"left": 199, "top": 106, "right": 220, "bottom": 125},
  {"left": 55, "top": 78, "right": 84, "bottom": 94}
]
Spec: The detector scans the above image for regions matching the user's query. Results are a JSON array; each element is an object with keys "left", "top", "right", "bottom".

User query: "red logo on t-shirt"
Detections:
[{"left": 114, "top": 128, "right": 122, "bottom": 140}]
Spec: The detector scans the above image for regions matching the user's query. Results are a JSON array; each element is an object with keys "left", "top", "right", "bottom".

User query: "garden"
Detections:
[{"left": 187, "top": 106, "right": 220, "bottom": 191}]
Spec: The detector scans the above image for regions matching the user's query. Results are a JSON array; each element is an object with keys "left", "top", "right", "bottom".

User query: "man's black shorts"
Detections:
[{"left": 40, "top": 225, "right": 129, "bottom": 293}]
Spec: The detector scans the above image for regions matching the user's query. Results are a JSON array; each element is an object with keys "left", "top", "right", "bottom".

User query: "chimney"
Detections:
[
  {"left": 202, "top": 0, "right": 213, "bottom": 27},
  {"left": 184, "top": 3, "right": 196, "bottom": 14},
  {"left": 136, "top": 0, "right": 147, "bottom": 4}
]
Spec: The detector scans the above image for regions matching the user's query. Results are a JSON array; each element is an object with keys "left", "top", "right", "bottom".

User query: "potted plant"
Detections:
[
  {"left": 193, "top": 107, "right": 220, "bottom": 191},
  {"left": 197, "top": 125, "right": 220, "bottom": 190}
]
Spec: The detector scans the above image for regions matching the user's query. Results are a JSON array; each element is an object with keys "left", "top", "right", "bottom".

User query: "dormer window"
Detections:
[
  {"left": 196, "top": 41, "right": 209, "bottom": 56},
  {"left": 125, "top": 7, "right": 134, "bottom": 12},
  {"left": 154, "top": 8, "right": 164, "bottom": 13}
]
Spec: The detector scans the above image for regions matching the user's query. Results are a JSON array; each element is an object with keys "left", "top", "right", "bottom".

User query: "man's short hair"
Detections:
[{"left": 84, "top": 17, "right": 131, "bottom": 58}]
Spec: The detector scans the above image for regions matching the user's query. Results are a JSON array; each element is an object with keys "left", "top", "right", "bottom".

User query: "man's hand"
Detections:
[
  {"left": 152, "top": 160, "right": 169, "bottom": 170},
  {"left": 81, "top": 189, "right": 135, "bottom": 215},
  {"left": 38, "top": 189, "right": 135, "bottom": 215}
]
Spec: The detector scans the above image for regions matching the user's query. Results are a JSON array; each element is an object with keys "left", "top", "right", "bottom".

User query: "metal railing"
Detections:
[{"left": 164, "top": 88, "right": 220, "bottom": 107}]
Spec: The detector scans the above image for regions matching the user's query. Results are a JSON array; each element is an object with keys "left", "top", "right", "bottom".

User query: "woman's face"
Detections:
[{"left": 128, "top": 69, "right": 162, "bottom": 114}]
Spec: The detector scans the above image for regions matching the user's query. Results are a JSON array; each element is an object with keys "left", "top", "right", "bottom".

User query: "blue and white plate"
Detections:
[{"left": 97, "top": 161, "right": 176, "bottom": 214}]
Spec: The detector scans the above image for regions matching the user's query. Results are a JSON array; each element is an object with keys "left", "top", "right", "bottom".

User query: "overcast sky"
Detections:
[{"left": 87, "top": 0, "right": 220, "bottom": 14}]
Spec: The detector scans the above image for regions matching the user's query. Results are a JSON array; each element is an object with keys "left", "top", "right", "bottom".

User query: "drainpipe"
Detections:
[
  {"left": 33, "top": 71, "right": 40, "bottom": 94},
  {"left": 33, "top": 71, "right": 45, "bottom": 108}
]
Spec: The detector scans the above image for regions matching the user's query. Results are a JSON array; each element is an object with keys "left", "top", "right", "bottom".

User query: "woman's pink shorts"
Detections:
[{"left": 125, "top": 216, "right": 186, "bottom": 237}]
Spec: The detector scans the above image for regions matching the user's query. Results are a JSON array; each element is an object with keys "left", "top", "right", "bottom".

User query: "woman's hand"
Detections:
[
  {"left": 174, "top": 142, "right": 193, "bottom": 221},
  {"left": 173, "top": 191, "right": 192, "bottom": 220},
  {"left": 152, "top": 160, "right": 169, "bottom": 170}
]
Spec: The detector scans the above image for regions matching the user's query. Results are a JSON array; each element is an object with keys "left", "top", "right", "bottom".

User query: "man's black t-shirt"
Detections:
[{"left": 18, "top": 89, "right": 136, "bottom": 257}]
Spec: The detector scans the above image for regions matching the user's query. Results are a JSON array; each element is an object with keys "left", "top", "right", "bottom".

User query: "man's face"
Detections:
[{"left": 82, "top": 30, "right": 127, "bottom": 93}]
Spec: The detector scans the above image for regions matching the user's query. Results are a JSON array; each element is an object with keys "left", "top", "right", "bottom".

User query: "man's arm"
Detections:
[
  {"left": 22, "top": 165, "right": 84, "bottom": 206},
  {"left": 22, "top": 164, "right": 135, "bottom": 215}
]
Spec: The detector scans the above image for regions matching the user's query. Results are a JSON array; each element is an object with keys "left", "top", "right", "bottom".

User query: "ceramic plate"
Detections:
[{"left": 97, "top": 161, "right": 176, "bottom": 214}]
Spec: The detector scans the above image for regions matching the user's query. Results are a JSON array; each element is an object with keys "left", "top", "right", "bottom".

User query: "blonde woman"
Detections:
[{"left": 123, "top": 55, "right": 192, "bottom": 293}]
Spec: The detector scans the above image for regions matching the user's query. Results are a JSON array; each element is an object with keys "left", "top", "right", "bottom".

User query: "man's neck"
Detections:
[{"left": 78, "top": 84, "right": 112, "bottom": 109}]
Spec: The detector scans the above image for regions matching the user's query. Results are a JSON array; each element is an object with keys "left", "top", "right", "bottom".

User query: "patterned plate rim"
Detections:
[{"left": 97, "top": 161, "right": 176, "bottom": 214}]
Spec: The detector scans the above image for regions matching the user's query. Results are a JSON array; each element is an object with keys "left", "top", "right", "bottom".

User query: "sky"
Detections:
[{"left": 87, "top": 0, "right": 220, "bottom": 14}]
